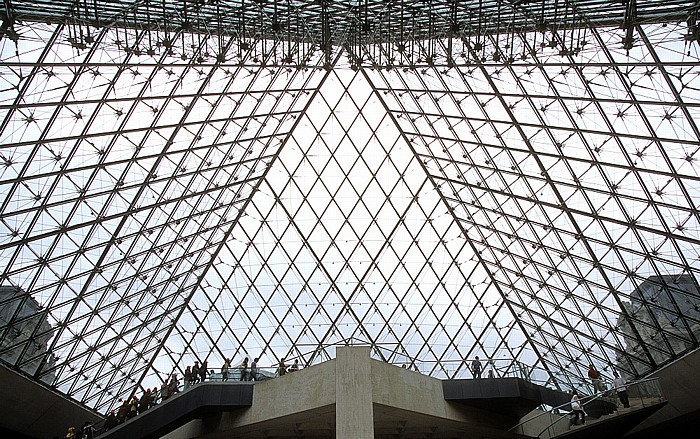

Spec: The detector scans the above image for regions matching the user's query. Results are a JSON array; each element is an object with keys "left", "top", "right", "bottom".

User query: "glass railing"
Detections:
[
  {"left": 507, "top": 377, "right": 665, "bottom": 439},
  {"left": 289, "top": 340, "right": 549, "bottom": 384},
  {"left": 391, "top": 358, "right": 548, "bottom": 384}
]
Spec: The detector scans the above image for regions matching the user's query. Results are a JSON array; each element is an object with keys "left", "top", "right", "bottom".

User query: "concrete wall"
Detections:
[
  {"left": 514, "top": 409, "right": 569, "bottom": 439},
  {"left": 190, "top": 357, "right": 337, "bottom": 437},
  {"left": 627, "top": 348, "right": 700, "bottom": 436},
  {"left": 336, "top": 346, "right": 373, "bottom": 439},
  {"left": 0, "top": 362, "right": 102, "bottom": 439},
  {"left": 235, "top": 358, "right": 336, "bottom": 425},
  {"left": 370, "top": 356, "right": 504, "bottom": 426}
]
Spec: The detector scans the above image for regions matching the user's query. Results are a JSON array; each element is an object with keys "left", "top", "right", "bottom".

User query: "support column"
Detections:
[{"left": 336, "top": 346, "right": 374, "bottom": 439}]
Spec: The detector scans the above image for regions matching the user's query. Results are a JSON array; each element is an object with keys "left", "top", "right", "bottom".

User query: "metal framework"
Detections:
[{"left": 0, "top": 0, "right": 699, "bottom": 414}]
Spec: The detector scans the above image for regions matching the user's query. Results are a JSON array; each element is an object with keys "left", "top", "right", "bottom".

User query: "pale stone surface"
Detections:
[
  {"left": 370, "top": 353, "right": 512, "bottom": 431},
  {"left": 0, "top": 362, "right": 101, "bottom": 439},
  {"left": 220, "top": 358, "right": 336, "bottom": 428},
  {"left": 371, "top": 357, "right": 468, "bottom": 419},
  {"left": 514, "top": 408, "right": 569, "bottom": 439},
  {"left": 336, "top": 346, "right": 374, "bottom": 439},
  {"left": 628, "top": 348, "right": 700, "bottom": 434},
  {"left": 163, "top": 419, "right": 203, "bottom": 439}
]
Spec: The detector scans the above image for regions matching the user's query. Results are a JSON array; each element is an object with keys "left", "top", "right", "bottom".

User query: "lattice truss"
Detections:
[{"left": 0, "top": 1, "right": 699, "bottom": 414}]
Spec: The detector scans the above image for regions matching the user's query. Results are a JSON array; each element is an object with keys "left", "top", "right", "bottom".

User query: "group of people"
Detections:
[
  {"left": 234, "top": 356, "right": 260, "bottom": 381},
  {"left": 62, "top": 354, "right": 303, "bottom": 437},
  {"left": 469, "top": 356, "right": 495, "bottom": 379},
  {"left": 63, "top": 422, "right": 95, "bottom": 439},
  {"left": 277, "top": 357, "right": 299, "bottom": 376},
  {"left": 569, "top": 364, "right": 632, "bottom": 426},
  {"left": 184, "top": 360, "right": 210, "bottom": 388},
  {"left": 467, "top": 358, "right": 632, "bottom": 428},
  {"left": 587, "top": 363, "right": 630, "bottom": 407}
]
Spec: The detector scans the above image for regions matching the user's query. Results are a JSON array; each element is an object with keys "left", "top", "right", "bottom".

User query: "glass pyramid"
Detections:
[{"left": 0, "top": 1, "right": 699, "bottom": 414}]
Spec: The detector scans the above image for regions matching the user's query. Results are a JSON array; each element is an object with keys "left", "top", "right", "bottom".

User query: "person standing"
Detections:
[
  {"left": 587, "top": 364, "right": 604, "bottom": 393},
  {"left": 471, "top": 356, "right": 483, "bottom": 379},
  {"left": 278, "top": 357, "right": 287, "bottom": 376},
  {"left": 117, "top": 399, "right": 129, "bottom": 423},
  {"left": 570, "top": 390, "right": 586, "bottom": 426},
  {"left": 128, "top": 396, "right": 138, "bottom": 419},
  {"left": 191, "top": 361, "right": 200, "bottom": 385},
  {"left": 184, "top": 365, "right": 192, "bottom": 389},
  {"left": 169, "top": 374, "right": 180, "bottom": 396},
  {"left": 160, "top": 381, "right": 169, "bottom": 403},
  {"left": 239, "top": 357, "right": 249, "bottom": 381},
  {"left": 104, "top": 410, "right": 118, "bottom": 431},
  {"left": 138, "top": 390, "right": 150, "bottom": 414},
  {"left": 78, "top": 421, "right": 94, "bottom": 439},
  {"left": 613, "top": 371, "right": 630, "bottom": 408},
  {"left": 222, "top": 358, "right": 231, "bottom": 381},
  {"left": 250, "top": 357, "right": 259, "bottom": 381},
  {"left": 149, "top": 387, "right": 157, "bottom": 408},
  {"left": 199, "top": 359, "right": 208, "bottom": 383}
]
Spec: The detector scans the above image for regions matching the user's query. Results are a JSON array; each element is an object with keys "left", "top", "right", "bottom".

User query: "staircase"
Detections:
[{"left": 510, "top": 378, "right": 667, "bottom": 439}]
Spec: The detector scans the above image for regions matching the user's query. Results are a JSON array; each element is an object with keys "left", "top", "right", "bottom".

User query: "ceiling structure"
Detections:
[{"left": 0, "top": 0, "right": 699, "bottom": 414}]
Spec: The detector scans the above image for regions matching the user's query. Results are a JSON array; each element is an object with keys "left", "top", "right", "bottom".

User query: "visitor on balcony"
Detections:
[
  {"left": 117, "top": 399, "right": 129, "bottom": 423},
  {"left": 169, "top": 373, "right": 180, "bottom": 396},
  {"left": 138, "top": 389, "right": 150, "bottom": 414},
  {"left": 160, "top": 381, "right": 169, "bottom": 403},
  {"left": 191, "top": 361, "right": 200, "bottom": 384},
  {"left": 104, "top": 410, "right": 118, "bottom": 431},
  {"left": 278, "top": 357, "right": 287, "bottom": 376},
  {"left": 240, "top": 357, "right": 249, "bottom": 381},
  {"left": 471, "top": 356, "right": 482, "bottom": 379},
  {"left": 250, "top": 357, "right": 259, "bottom": 381},
  {"left": 199, "top": 359, "right": 208, "bottom": 383},
  {"left": 184, "top": 365, "right": 192, "bottom": 389},
  {"left": 222, "top": 358, "right": 231, "bottom": 381},
  {"left": 149, "top": 387, "right": 158, "bottom": 408}
]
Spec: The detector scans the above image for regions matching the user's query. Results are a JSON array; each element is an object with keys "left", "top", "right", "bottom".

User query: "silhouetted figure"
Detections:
[
  {"left": 104, "top": 411, "right": 118, "bottom": 431},
  {"left": 471, "top": 356, "right": 482, "bottom": 379},
  {"left": 78, "top": 421, "right": 94, "bottom": 439},
  {"left": 117, "top": 399, "right": 129, "bottom": 423},
  {"left": 240, "top": 357, "right": 249, "bottom": 381},
  {"left": 278, "top": 358, "right": 287, "bottom": 376},
  {"left": 199, "top": 360, "right": 208, "bottom": 383},
  {"left": 250, "top": 357, "right": 259, "bottom": 381},
  {"left": 169, "top": 374, "right": 180, "bottom": 397},
  {"left": 222, "top": 358, "right": 231, "bottom": 381},
  {"left": 138, "top": 390, "right": 150, "bottom": 414},
  {"left": 191, "top": 361, "right": 200, "bottom": 384},
  {"left": 184, "top": 365, "right": 192, "bottom": 389},
  {"left": 160, "top": 381, "right": 169, "bottom": 402},
  {"left": 149, "top": 387, "right": 157, "bottom": 408},
  {"left": 288, "top": 359, "right": 299, "bottom": 373}
]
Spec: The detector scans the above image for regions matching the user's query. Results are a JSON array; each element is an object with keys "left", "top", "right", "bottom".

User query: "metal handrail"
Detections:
[{"left": 505, "top": 376, "right": 664, "bottom": 439}]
